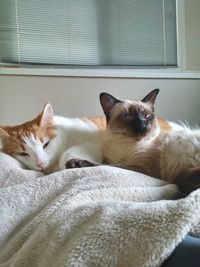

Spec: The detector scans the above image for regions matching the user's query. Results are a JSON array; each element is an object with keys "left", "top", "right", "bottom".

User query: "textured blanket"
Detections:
[{"left": 0, "top": 152, "right": 200, "bottom": 267}]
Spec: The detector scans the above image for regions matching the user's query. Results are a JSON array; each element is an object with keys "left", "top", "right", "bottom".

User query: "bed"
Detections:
[{"left": 0, "top": 151, "right": 200, "bottom": 267}]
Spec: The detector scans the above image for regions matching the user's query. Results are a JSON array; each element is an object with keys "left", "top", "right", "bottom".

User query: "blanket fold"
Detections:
[{"left": 0, "top": 152, "right": 200, "bottom": 267}]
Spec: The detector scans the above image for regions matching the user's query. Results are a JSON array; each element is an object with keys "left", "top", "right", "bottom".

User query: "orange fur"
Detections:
[
  {"left": 0, "top": 113, "right": 56, "bottom": 156},
  {"left": 158, "top": 118, "right": 172, "bottom": 132},
  {"left": 87, "top": 116, "right": 106, "bottom": 130},
  {"left": 1, "top": 103, "right": 103, "bottom": 172}
]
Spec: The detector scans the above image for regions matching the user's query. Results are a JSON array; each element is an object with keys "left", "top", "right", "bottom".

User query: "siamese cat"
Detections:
[
  {"left": 100, "top": 89, "right": 200, "bottom": 195},
  {"left": 0, "top": 103, "right": 105, "bottom": 173}
]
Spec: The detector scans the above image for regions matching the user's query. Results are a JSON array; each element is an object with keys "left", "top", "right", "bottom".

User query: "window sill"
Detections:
[{"left": 0, "top": 66, "right": 200, "bottom": 79}]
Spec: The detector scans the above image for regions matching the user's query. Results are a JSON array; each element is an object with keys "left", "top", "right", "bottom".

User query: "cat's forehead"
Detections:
[
  {"left": 1, "top": 125, "right": 40, "bottom": 154},
  {"left": 23, "top": 133, "right": 43, "bottom": 145},
  {"left": 2, "top": 122, "right": 56, "bottom": 152},
  {"left": 5, "top": 124, "right": 41, "bottom": 140},
  {"left": 111, "top": 100, "right": 152, "bottom": 117},
  {"left": 5, "top": 121, "right": 56, "bottom": 140}
]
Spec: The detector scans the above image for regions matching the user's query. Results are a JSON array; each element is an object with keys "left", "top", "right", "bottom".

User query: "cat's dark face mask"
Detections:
[
  {"left": 131, "top": 111, "right": 147, "bottom": 134},
  {"left": 129, "top": 109, "right": 154, "bottom": 136},
  {"left": 99, "top": 89, "right": 159, "bottom": 139},
  {"left": 110, "top": 106, "right": 156, "bottom": 138}
]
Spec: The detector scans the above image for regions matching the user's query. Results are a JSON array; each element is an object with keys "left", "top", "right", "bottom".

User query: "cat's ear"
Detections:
[
  {"left": 141, "top": 89, "right": 160, "bottom": 106},
  {"left": 100, "top": 92, "right": 121, "bottom": 121},
  {"left": 39, "top": 103, "right": 54, "bottom": 127}
]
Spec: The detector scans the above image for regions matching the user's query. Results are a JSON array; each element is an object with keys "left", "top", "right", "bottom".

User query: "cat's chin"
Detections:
[
  {"left": 33, "top": 160, "right": 53, "bottom": 172},
  {"left": 25, "top": 164, "right": 48, "bottom": 172},
  {"left": 38, "top": 164, "right": 52, "bottom": 172},
  {"left": 30, "top": 166, "right": 45, "bottom": 172}
]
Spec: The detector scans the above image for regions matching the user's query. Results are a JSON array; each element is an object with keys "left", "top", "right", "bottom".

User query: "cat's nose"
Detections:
[
  {"left": 131, "top": 117, "right": 147, "bottom": 134},
  {"left": 36, "top": 159, "right": 45, "bottom": 169}
]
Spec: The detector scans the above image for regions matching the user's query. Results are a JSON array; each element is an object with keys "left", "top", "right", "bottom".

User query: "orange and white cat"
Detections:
[
  {"left": 0, "top": 104, "right": 105, "bottom": 173},
  {"left": 100, "top": 89, "right": 200, "bottom": 194}
]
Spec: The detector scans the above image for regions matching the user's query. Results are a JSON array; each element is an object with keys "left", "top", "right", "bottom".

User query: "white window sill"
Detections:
[{"left": 0, "top": 66, "right": 200, "bottom": 79}]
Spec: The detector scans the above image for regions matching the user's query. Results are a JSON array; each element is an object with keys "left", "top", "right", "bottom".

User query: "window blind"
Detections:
[{"left": 0, "top": 0, "right": 177, "bottom": 67}]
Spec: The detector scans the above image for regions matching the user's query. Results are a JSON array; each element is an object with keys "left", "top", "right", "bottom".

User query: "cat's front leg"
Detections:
[
  {"left": 65, "top": 158, "right": 98, "bottom": 169},
  {"left": 174, "top": 167, "right": 200, "bottom": 195},
  {"left": 59, "top": 142, "right": 102, "bottom": 170}
]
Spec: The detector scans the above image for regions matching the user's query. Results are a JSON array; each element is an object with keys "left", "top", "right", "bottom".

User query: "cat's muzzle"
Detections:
[{"left": 131, "top": 118, "right": 148, "bottom": 135}]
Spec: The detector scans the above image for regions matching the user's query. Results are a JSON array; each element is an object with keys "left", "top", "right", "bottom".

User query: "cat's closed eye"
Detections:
[
  {"left": 17, "top": 152, "right": 29, "bottom": 157},
  {"left": 43, "top": 141, "right": 50, "bottom": 149}
]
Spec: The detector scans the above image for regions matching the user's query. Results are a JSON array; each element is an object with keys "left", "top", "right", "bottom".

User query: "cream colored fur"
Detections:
[
  {"left": 100, "top": 90, "right": 198, "bottom": 185},
  {"left": 158, "top": 128, "right": 200, "bottom": 182},
  {"left": 103, "top": 123, "right": 200, "bottom": 183},
  {"left": 103, "top": 119, "right": 188, "bottom": 182}
]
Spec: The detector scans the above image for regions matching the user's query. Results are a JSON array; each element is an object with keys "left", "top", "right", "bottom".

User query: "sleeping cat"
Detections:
[
  {"left": 0, "top": 103, "right": 105, "bottom": 173},
  {"left": 100, "top": 89, "right": 200, "bottom": 195}
]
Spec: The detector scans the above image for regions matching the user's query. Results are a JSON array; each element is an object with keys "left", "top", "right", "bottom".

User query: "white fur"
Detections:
[
  {"left": 16, "top": 134, "right": 52, "bottom": 171},
  {"left": 59, "top": 142, "right": 102, "bottom": 170},
  {"left": 17, "top": 116, "right": 103, "bottom": 172},
  {"left": 168, "top": 121, "right": 184, "bottom": 131}
]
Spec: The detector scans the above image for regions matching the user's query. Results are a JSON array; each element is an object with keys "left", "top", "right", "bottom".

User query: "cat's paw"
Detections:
[{"left": 65, "top": 158, "right": 98, "bottom": 169}]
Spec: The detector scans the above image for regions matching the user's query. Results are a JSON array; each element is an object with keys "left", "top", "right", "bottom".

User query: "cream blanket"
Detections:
[{"left": 0, "top": 152, "right": 200, "bottom": 267}]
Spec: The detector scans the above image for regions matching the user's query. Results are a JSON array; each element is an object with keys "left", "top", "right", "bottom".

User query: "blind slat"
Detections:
[{"left": 0, "top": 0, "right": 177, "bottom": 66}]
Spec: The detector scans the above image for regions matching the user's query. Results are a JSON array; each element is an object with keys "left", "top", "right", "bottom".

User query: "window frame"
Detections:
[{"left": 0, "top": 0, "right": 200, "bottom": 79}]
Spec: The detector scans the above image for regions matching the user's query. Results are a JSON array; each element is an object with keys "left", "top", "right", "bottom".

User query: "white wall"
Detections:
[
  {"left": 0, "top": 0, "right": 200, "bottom": 126},
  {"left": 0, "top": 75, "right": 200, "bottom": 125}
]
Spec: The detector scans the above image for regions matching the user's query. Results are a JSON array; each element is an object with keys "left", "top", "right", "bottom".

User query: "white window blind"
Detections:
[{"left": 0, "top": 0, "right": 177, "bottom": 67}]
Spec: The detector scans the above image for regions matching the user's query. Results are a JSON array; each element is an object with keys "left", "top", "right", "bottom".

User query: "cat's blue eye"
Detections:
[
  {"left": 17, "top": 152, "right": 29, "bottom": 157},
  {"left": 43, "top": 141, "right": 50, "bottom": 149}
]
